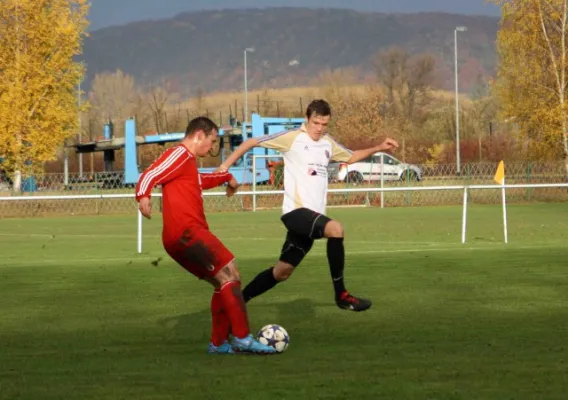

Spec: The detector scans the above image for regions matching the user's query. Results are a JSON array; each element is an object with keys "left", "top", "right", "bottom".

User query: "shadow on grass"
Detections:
[{"left": 159, "top": 297, "right": 320, "bottom": 344}]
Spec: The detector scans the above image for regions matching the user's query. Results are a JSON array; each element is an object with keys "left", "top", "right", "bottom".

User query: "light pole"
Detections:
[
  {"left": 77, "top": 62, "right": 85, "bottom": 178},
  {"left": 455, "top": 26, "right": 467, "bottom": 175},
  {"left": 244, "top": 47, "right": 255, "bottom": 126}
]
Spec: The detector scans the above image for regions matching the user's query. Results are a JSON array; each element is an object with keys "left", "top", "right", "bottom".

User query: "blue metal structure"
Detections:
[
  {"left": 73, "top": 113, "right": 304, "bottom": 186},
  {"left": 195, "top": 113, "right": 303, "bottom": 185},
  {"left": 0, "top": 157, "right": 38, "bottom": 192}
]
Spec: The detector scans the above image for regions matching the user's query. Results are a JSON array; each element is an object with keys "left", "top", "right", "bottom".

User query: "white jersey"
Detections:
[{"left": 258, "top": 124, "right": 352, "bottom": 215}]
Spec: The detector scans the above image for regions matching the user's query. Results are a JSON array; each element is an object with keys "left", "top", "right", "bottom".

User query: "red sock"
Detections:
[
  {"left": 210, "top": 290, "right": 230, "bottom": 346},
  {"left": 219, "top": 281, "right": 250, "bottom": 339}
]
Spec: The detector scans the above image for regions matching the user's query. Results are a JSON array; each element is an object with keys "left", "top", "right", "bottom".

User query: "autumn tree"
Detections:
[
  {"left": 490, "top": 0, "right": 568, "bottom": 171},
  {"left": 371, "top": 47, "right": 436, "bottom": 161},
  {"left": 315, "top": 67, "right": 358, "bottom": 106},
  {"left": 89, "top": 69, "right": 139, "bottom": 122},
  {"left": 146, "top": 79, "right": 180, "bottom": 133},
  {"left": 373, "top": 47, "right": 436, "bottom": 123},
  {"left": 332, "top": 87, "right": 387, "bottom": 149},
  {"left": 0, "top": 0, "right": 89, "bottom": 191}
]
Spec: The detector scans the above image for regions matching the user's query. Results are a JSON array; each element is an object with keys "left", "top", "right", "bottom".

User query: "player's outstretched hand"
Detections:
[
  {"left": 214, "top": 164, "right": 228, "bottom": 173},
  {"left": 226, "top": 177, "right": 239, "bottom": 197},
  {"left": 139, "top": 197, "right": 152, "bottom": 219},
  {"left": 378, "top": 137, "right": 399, "bottom": 152}
]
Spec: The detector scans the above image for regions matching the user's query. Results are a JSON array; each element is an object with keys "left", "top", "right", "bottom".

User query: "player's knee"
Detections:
[
  {"left": 214, "top": 260, "right": 241, "bottom": 285},
  {"left": 324, "top": 220, "right": 344, "bottom": 238},
  {"left": 273, "top": 262, "right": 294, "bottom": 281}
]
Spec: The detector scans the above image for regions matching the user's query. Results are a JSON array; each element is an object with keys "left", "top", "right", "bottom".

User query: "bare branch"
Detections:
[
  {"left": 28, "top": 87, "right": 51, "bottom": 119},
  {"left": 534, "top": 81, "right": 558, "bottom": 95},
  {"left": 537, "top": 0, "right": 562, "bottom": 93}
]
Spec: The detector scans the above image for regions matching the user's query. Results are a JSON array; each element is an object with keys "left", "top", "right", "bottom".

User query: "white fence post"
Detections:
[
  {"left": 252, "top": 155, "right": 257, "bottom": 212},
  {"left": 461, "top": 187, "right": 468, "bottom": 244},
  {"left": 137, "top": 210, "right": 143, "bottom": 254},
  {"left": 380, "top": 153, "right": 385, "bottom": 208}
]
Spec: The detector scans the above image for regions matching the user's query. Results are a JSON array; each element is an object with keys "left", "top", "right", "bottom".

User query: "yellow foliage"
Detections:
[
  {"left": 490, "top": 0, "right": 568, "bottom": 164},
  {"left": 0, "top": 0, "right": 89, "bottom": 181},
  {"left": 331, "top": 86, "right": 387, "bottom": 145},
  {"left": 425, "top": 143, "right": 447, "bottom": 167}
]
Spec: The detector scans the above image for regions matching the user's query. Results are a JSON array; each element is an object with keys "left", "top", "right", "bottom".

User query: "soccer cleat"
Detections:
[
  {"left": 231, "top": 334, "right": 277, "bottom": 355},
  {"left": 336, "top": 291, "right": 372, "bottom": 312},
  {"left": 207, "top": 341, "right": 235, "bottom": 354}
]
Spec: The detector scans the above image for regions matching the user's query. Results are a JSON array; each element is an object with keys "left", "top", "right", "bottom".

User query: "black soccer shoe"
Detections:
[{"left": 336, "top": 292, "right": 372, "bottom": 312}]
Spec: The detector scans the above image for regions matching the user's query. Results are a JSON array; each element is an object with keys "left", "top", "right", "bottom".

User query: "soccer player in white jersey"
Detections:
[{"left": 217, "top": 99, "right": 399, "bottom": 311}]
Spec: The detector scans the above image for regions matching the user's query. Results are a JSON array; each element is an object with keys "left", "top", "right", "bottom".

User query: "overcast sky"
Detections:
[{"left": 89, "top": 0, "right": 500, "bottom": 30}]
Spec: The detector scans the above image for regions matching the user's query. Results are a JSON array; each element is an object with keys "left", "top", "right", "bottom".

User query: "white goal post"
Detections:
[{"left": 1, "top": 183, "right": 567, "bottom": 253}]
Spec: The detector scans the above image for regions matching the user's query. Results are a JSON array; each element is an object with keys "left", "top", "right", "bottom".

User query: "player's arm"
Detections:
[
  {"left": 217, "top": 130, "right": 297, "bottom": 172},
  {"left": 328, "top": 135, "right": 399, "bottom": 164},
  {"left": 199, "top": 171, "right": 234, "bottom": 190},
  {"left": 135, "top": 147, "right": 190, "bottom": 218},
  {"left": 217, "top": 138, "right": 260, "bottom": 171}
]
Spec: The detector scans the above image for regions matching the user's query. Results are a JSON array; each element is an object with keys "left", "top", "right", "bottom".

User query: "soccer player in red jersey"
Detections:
[{"left": 135, "top": 116, "right": 275, "bottom": 355}]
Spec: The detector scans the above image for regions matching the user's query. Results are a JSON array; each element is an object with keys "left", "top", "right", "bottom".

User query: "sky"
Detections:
[{"left": 88, "top": 0, "right": 500, "bottom": 30}]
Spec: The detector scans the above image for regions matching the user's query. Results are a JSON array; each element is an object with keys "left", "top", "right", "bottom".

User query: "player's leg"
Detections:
[
  {"left": 164, "top": 243, "right": 233, "bottom": 354},
  {"left": 242, "top": 230, "right": 313, "bottom": 303},
  {"left": 166, "top": 230, "right": 274, "bottom": 355},
  {"left": 203, "top": 277, "right": 233, "bottom": 354},
  {"left": 322, "top": 219, "right": 372, "bottom": 312},
  {"left": 212, "top": 261, "right": 275, "bottom": 354},
  {"left": 274, "top": 207, "right": 372, "bottom": 311},
  {"left": 183, "top": 229, "right": 275, "bottom": 354}
]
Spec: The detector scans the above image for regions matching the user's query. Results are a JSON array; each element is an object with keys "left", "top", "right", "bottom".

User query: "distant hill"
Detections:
[{"left": 82, "top": 8, "right": 499, "bottom": 95}]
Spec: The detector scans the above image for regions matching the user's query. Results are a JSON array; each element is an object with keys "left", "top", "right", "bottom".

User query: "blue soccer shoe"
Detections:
[
  {"left": 207, "top": 341, "right": 235, "bottom": 354},
  {"left": 231, "top": 334, "right": 276, "bottom": 355}
]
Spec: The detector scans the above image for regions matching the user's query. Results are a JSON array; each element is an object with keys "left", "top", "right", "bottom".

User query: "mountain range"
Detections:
[{"left": 81, "top": 8, "right": 500, "bottom": 95}]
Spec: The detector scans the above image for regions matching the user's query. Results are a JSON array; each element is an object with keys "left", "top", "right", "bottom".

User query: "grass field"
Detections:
[{"left": 1, "top": 204, "right": 568, "bottom": 399}]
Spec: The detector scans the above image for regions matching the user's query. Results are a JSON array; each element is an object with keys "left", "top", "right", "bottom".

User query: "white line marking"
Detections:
[
  {"left": 0, "top": 233, "right": 456, "bottom": 245},
  {"left": 0, "top": 244, "right": 562, "bottom": 267}
]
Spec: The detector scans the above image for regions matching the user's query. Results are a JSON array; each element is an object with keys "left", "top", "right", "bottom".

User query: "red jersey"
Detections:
[{"left": 135, "top": 144, "right": 233, "bottom": 242}]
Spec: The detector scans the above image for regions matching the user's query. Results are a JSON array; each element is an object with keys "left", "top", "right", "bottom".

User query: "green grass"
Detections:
[{"left": 1, "top": 204, "right": 568, "bottom": 399}]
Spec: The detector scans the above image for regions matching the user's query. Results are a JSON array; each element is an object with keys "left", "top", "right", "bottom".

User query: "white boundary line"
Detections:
[
  {"left": 0, "top": 233, "right": 459, "bottom": 245},
  {"left": 0, "top": 243, "right": 563, "bottom": 267}
]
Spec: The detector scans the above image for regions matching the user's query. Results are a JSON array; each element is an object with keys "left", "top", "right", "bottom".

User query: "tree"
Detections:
[
  {"left": 0, "top": 0, "right": 89, "bottom": 191},
  {"left": 146, "top": 79, "right": 179, "bottom": 133},
  {"left": 373, "top": 47, "right": 436, "bottom": 122},
  {"left": 315, "top": 67, "right": 358, "bottom": 106},
  {"left": 490, "top": 0, "right": 568, "bottom": 171},
  {"left": 332, "top": 86, "right": 387, "bottom": 149},
  {"left": 372, "top": 47, "right": 436, "bottom": 161},
  {"left": 89, "top": 69, "right": 139, "bottom": 123}
]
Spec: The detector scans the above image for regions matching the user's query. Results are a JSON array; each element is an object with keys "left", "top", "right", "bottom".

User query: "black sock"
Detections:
[
  {"left": 242, "top": 267, "right": 279, "bottom": 302},
  {"left": 327, "top": 238, "right": 346, "bottom": 300}
]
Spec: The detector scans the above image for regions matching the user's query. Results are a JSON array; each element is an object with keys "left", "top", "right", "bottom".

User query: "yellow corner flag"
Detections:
[{"left": 494, "top": 160, "right": 505, "bottom": 185}]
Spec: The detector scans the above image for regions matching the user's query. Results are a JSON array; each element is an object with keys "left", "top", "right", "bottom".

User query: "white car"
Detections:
[{"left": 334, "top": 152, "right": 422, "bottom": 183}]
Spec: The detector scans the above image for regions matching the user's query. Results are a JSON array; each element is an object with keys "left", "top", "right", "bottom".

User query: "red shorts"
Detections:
[{"left": 163, "top": 228, "right": 234, "bottom": 280}]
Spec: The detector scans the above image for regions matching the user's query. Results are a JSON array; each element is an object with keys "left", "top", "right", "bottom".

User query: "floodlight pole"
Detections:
[
  {"left": 244, "top": 47, "right": 255, "bottom": 126},
  {"left": 454, "top": 26, "right": 467, "bottom": 175}
]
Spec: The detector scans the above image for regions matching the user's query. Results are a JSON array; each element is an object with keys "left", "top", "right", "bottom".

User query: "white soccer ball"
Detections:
[{"left": 256, "top": 324, "right": 290, "bottom": 353}]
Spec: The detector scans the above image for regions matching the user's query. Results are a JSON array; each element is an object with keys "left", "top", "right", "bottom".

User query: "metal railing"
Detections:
[{"left": 0, "top": 159, "right": 566, "bottom": 218}]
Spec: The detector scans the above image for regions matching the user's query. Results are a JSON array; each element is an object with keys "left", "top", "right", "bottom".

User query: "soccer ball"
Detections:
[{"left": 257, "top": 324, "right": 290, "bottom": 353}]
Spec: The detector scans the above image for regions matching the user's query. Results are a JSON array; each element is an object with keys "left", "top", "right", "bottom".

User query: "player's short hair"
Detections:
[
  {"left": 306, "top": 99, "right": 332, "bottom": 119},
  {"left": 185, "top": 116, "right": 218, "bottom": 137}
]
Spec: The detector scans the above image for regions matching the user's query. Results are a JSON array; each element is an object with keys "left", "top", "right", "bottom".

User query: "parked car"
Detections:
[{"left": 331, "top": 152, "right": 422, "bottom": 183}]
